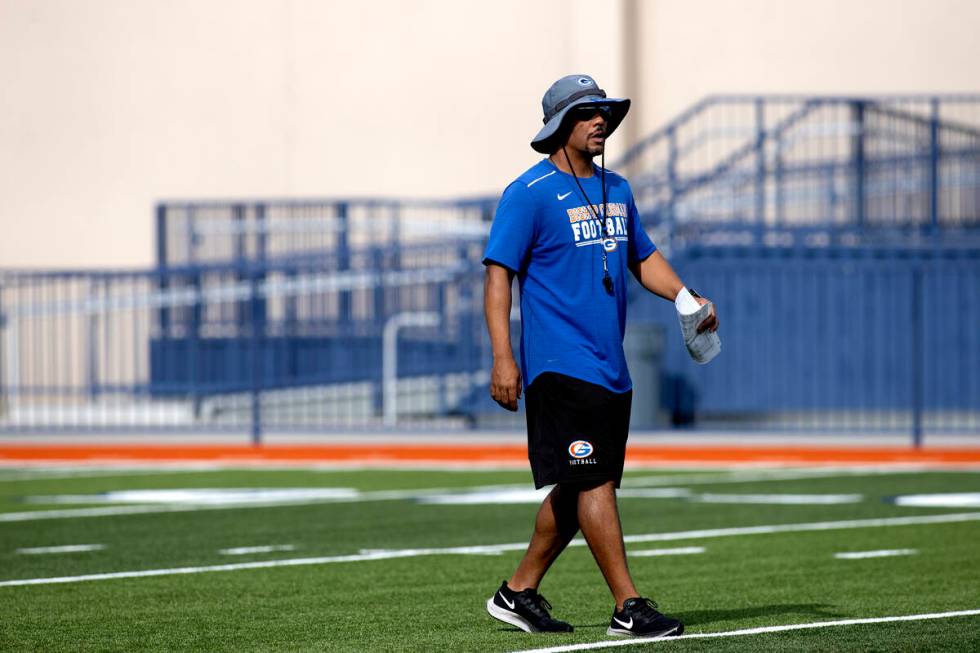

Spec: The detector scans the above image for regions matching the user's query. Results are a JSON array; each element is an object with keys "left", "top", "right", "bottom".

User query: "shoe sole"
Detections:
[
  {"left": 486, "top": 598, "right": 539, "bottom": 633},
  {"left": 606, "top": 624, "right": 681, "bottom": 638}
]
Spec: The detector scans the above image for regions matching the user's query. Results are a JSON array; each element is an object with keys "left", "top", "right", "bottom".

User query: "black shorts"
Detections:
[{"left": 525, "top": 372, "right": 632, "bottom": 489}]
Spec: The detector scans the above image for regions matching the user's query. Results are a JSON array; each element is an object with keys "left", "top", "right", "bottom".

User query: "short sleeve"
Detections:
[
  {"left": 482, "top": 181, "right": 536, "bottom": 273},
  {"left": 627, "top": 195, "right": 656, "bottom": 265}
]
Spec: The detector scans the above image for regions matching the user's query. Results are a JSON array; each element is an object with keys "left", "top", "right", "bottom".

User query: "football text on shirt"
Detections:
[{"left": 566, "top": 202, "right": 629, "bottom": 246}]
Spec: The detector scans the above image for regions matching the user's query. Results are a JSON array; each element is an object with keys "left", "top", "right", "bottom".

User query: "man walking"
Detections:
[{"left": 482, "top": 75, "right": 719, "bottom": 638}]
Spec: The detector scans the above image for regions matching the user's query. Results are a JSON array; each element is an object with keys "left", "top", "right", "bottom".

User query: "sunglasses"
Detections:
[{"left": 570, "top": 105, "right": 613, "bottom": 122}]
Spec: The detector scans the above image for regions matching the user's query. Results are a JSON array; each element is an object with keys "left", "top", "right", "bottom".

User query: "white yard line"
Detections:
[
  {"left": 0, "top": 467, "right": 976, "bottom": 521},
  {"left": 219, "top": 544, "right": 296, "bottom": 556},
  {"left": 16, "top": 544, "right": 105, "bottom": 555},
  {"left": 893, "top": 493, "right": 980, "bottom": 508},
  {"left": 620, "top": 465, "right": 973, "bottom": 488},
  {"left": 2, "top": 512, "right": 979, "bottom": 588},
  {"left": 617, "top": 489, "right": 693, "bottom": 499},
  {"left": 2, "top": 461, "right": 978, "bottom": 483},
  {"left": 0, "top": 485, "right": 523, "bottom": 522},
  {"left": 694, "top": 493, "right": 863, "bottom": 505},
  {"left": 0, "top": 483, "right": 709, "bottom": 522},
  {"left": 0, "top": 504, "right": 221, "bottom": 522},
  {"left": 835, "top": 549, "right": 918, "bottom": 560},
  {"left": 507, "top": 609, "right": 980, "bottom": 653},
  {"left": 0, "top": 463, "right": 232, "bottom": 481},
  {"left": 31, "top": 488, "right": 360, "bottom": 505},
  {"left": 629, "top": 546, "right": 705, "bottom": 557},
  {"left": 0, "top": 551, "right": 425, "bottom": 587},
  {"left": 620, "top": 512, "right": 980, "bottom": 545}
]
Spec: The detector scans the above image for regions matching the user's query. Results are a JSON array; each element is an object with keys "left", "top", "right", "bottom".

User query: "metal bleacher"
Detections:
[
  {"left": 619, "top": 95, "right": 980, "bottom": 250},
  {"left": 1, "top": 95, "right": 978, "bottom": 440}
]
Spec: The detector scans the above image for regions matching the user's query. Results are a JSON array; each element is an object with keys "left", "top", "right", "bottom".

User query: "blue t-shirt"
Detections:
[{"left": 483, "top": 159, "right": 657, "bottom": 393}]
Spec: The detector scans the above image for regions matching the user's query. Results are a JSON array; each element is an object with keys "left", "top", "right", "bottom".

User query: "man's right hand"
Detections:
[{"left": 490, "top": 356, "right": 522, "bottom": 412}]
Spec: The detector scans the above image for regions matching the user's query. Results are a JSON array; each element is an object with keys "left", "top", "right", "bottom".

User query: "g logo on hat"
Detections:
[{"left": 577, "top": 77, "right": 594, "bottom": 87}]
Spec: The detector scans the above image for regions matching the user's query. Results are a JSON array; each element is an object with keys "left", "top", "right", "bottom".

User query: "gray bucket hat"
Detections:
[{"left": 530, "top": 74, "right": 630, "bottom": 153}]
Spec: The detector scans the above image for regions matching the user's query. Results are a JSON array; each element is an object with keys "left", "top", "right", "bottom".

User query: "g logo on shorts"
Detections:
[{"left": 568, "top": 440, "right": 594, "bottom": 459}]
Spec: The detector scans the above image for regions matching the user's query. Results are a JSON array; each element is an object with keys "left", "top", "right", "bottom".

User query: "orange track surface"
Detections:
[{"left": 2, "top": 444, "right": 980, "bottom": 466}]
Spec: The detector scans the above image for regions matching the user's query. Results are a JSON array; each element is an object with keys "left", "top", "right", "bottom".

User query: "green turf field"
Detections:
[{"left": 1, "top": 464, "right": 979, "bottom": 652}]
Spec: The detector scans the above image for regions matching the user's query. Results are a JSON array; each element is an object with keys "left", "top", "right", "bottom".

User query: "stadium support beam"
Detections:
[
  {"left": 382, "top": 311, "right": 440, "bottom": 427},
  {"left": 929, "top": 98, "right": 940, "bottom": 235},
  {"left": 851, "top": 100, "right": 866, "bottom": 231}
]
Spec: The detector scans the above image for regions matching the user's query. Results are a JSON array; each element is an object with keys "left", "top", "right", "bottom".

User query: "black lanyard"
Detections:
[{"left": 559, "top": 149, "right": 613, "bottom": 294}]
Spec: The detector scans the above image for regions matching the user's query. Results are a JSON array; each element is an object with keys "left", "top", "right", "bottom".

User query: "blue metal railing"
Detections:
[
  {"left": 628, "top": 244, "right": 980, "bottom": 437},
  {"left": 155, "top": 197, "right": 496, "bottom": 269},
  {"left": 4, "top": 246, "right": 977, "bottom": 437},
  {"left": 0, "top": 261, "right": 493, "bottom": 437}
]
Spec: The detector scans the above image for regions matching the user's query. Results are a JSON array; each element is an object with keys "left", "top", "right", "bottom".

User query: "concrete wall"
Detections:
[
  {"left": 633, "top": 0, "right": 980, "bottom": 134},
  {"left": 1, "top": 0, "right": 977, "bottom": 268}
]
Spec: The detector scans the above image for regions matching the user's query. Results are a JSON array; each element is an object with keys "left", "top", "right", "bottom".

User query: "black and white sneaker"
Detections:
[
  {"left": 486, "top": 581, "right": 573, "bottom": 633},
  {"left": 607, "top": 597, "right": 683, "bottom": 638}
]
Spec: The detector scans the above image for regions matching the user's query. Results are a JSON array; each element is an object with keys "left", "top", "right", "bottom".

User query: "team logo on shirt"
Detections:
[{"left": 568, "top": 440, "right": 594, "bottom": 459}]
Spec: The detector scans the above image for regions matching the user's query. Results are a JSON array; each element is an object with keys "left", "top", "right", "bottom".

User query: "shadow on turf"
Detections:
[
  {"left": 494, "top": 604, "right": 843, "bottom": 632},
  {"left": 565, "top": 603, "right": 843, "bottom": 630},
  {"left": 672, "top": 603, "right": 844, "bottom": 626}
]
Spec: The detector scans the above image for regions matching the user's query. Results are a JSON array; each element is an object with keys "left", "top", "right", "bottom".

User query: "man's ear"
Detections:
[{"left": 549, "top": 121, "right": 573, "bottom": 154}]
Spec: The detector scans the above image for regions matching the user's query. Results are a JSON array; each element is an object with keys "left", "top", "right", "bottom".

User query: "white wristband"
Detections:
[{"left": 674, "top": 286, "right": 702, "bottom": 315}]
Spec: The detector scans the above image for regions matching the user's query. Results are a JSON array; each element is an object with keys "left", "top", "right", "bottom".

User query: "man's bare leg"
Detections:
[
  {"left": 577, "top": 480, "right": 639, "bottom": 610},
  {"left": 508, "top": 484, "right": 579, "bottom": 591}
]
